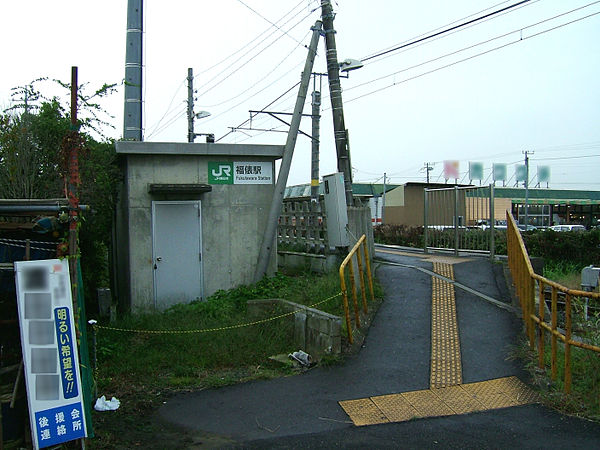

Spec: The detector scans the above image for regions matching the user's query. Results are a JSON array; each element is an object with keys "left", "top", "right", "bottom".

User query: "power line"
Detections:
[
  {"left": 343, "top": 2, "right": 600, "bottom": 99},
  {"left": 193, "top": 0, "right": 307, "bottom": 79},
  {"left": 360, "top": 0, "right": 533, "bottom": 63},
  {"left": 342, "top": 8, "right": 600, "bottom": 106},
  {"left": 196, "top": 8, "right": 316, "bottom": 98},
  {"left": 236, "top": 0, "right": 306, "bottom": 46}
]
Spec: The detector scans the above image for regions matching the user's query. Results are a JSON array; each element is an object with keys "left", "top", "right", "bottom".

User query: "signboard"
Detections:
[
  {"left": 15, "top": 259, "right": 87, "bottom": 449},
  {"left": 493, "top": 163, "right": 507, "bottom": 182},
  {"left": 443, "top": 160, "right": 459, "bottom": 180},
  {"left": 469, "top": 162, "right": 484, "bottom": 181},
  {"left": 515, "top": 164, "right": 528, "bottom": 182},
  {"left": 208, "top": 161, "right": 273, "bottom": 185},
  {"left": 538, "top": 166, "right": 550, "bottom": 183}
]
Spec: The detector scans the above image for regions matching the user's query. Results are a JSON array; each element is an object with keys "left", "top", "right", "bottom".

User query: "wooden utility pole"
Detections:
[
  {"left": 68, "top": 66, "right": 80, "bottom": 315},
  {"left": 321, "top": 0, "right": 354, "bottom": 206}
]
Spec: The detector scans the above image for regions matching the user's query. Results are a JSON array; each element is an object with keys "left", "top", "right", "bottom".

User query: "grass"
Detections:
[{"left": 88, "top": 268, "right": 381, "bottom": 448}]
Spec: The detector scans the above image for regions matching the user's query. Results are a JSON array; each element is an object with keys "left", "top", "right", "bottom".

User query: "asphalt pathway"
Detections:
[{"left": 158, "top": 247, "right": 600, "bottom": 448}]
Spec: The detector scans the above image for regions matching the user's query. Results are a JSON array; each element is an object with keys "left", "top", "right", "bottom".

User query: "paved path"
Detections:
[{"left": 158, "top": 247, "right": 600, "bottom": 448}]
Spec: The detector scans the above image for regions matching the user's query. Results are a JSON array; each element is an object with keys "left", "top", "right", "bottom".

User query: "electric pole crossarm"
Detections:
[{"left": 265, "top": 112, "right": 315, "bottom": 141}]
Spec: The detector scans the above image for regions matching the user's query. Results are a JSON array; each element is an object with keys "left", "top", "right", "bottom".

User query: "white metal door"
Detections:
[{"left": 152, "top": 201, "right": 203, "bottom": 308}]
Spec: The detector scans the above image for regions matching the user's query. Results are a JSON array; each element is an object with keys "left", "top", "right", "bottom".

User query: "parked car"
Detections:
[
  {"left": 549, "top": 224, "right": 586, "bottom": 232},
  {"left": 517, "top": 224, "right": 537, "bottom": 231}
]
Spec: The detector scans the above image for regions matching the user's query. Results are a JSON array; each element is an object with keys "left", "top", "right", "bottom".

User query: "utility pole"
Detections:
[
  {"left": 254, "top": 20, "right": 323, "bottom": 282},
  {"left": 311, "top": 75, "right": 321, "bottom": 202},
  {"left": 187, "top": 68, "right": 194, "bottom": 143},
  {"left": 321, "top": 0, "right": 353, "bottom": 206},
  {"left": 523, "top": 150, "right": 533, "bottom": 229},
  {"left": 68, "top": 67, "right": 80, "bottom": 314},
  {"left": 123, "top": 0, "right": 143, "bottom": 140},
  {"left": 424, "top": 162, "right": 434, "bottom": 184},
  {"left": 382, "top": 173, "right": 387, "bottom": 225}
]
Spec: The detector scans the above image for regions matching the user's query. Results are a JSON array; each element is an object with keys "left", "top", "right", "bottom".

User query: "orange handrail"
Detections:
[
  {"left": 506, "top": 211, "right": 600, "bottom": 393},
  {"left": 339, "top": 235, "right": 375, "bottom": 344}
]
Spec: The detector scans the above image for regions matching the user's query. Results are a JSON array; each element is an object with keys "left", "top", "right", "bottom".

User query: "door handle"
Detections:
[{"left": 156, "top": 257, "right": 162, "bottom": 262}]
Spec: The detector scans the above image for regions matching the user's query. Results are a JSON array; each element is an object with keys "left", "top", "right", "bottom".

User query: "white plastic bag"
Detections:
[{"left": 94, "top": 395, "right": 121, "bottom": 411}]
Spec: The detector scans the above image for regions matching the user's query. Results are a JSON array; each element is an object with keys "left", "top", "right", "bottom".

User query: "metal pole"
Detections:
[
  {"left": 524, "top": 151, "right": 530, "bottom": 229},
  {"left": 454, "top": 186, "right": 459, "bottom": 256},
  {"left": 254, "top": 21, "right": 323, "bottom": 282},
  {"left": 187, "top": 68, "right": 194, "bottom": 143},
  {"left": 382, "top": 173, "right": 386, "bottom": 225},
  {"left": 310, "top": 86, "right": 321, "bottom": 201},
  {"left": 424, "top": 189, "right": 429, "bottom": 253},
  {"left": 123, "top": 0, "right": 143, "bottom": 140},
  {"left": 321, "top": 0, "right": 353, "bottom": 206},
  {"left": 489, "top": 184, "right": 495, "bottom": 258}
]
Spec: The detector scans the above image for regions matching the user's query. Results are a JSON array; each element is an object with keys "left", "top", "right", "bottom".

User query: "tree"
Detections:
[{"left": 0, "top": 78, "right": 121, "bottom": 305}]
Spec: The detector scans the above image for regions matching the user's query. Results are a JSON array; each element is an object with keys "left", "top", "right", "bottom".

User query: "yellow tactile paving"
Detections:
[
  {"left": 430, "top": 262, "right": 462, "bottom": 388},
  {"left": 430, "top": 385, "right": 486, "bottom": 415},
  {"left": 370, "top": 394, "right": 419, "bottom": 422},
  {"left": 340, "top": 254, "right": 540, "bottom": 428},
  {"left": 338, "top": 398, "right": 390, "bottom": 426},
  {"left": 401, "top": 389, "right": 455, "bottom": 417},
  {"left": 339, "top": 377, "right": 539, "bottom": 426}
]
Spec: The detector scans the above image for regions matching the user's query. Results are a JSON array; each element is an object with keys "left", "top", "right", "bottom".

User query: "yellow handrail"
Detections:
[
  {"left": 339, "top": 234, "right": 375, "bottom": 344},
  {"left": 506, "top": 211, "right": 600, "bottom": 394}
]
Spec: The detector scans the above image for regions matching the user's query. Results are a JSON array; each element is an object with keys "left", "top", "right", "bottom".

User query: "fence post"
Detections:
[
  {"left": 551, "top": 287, "right": 558, "bottom": 380},
  {"left": 424, "top": 189, "right": 429, "bottom": 253},
  {"left": 538, "top": 280, "right": 545, "bottom": 369},
  {"left": 489, "top": 184, "right": 495, "bottom": 259},
  {"left": 564, "top": 293, "right": 572, "bottom": 394},
  {"left": 454, "top": 186, "right": 459, "bottom": 256}
]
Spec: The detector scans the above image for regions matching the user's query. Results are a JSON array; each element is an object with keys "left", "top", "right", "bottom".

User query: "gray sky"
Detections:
[{"left": 1, "top": 1, "right": 599, "bottom": 189}]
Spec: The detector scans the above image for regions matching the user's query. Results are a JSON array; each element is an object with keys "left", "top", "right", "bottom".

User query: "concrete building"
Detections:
[{"left": 115, "top": 141, "right": 283, "bottom": 312}]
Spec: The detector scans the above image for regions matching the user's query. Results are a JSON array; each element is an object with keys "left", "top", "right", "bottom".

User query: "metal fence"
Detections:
[
  {"left": 424, "top": 185, "right": 495, "bottom": 256},
  {"left": 506, "top": 211, "right": 600, "bottom": 394}
]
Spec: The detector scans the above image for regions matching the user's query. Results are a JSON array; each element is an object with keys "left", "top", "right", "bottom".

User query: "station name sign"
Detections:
[{"left": 208, "top": 161, "right": 273, "bottom": 185}]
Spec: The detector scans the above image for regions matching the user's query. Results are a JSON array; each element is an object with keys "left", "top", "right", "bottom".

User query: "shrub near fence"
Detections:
[
  {"left": 373, "top": 224, "right": 423, "bottom": 247},
  {"left": 374, "top": 224, "right": 599, "bottom": 267}
]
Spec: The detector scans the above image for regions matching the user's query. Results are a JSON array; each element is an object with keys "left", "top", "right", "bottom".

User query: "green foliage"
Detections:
[
  {"left": 523, "top": 229, "right": 600, "bottom": 268},
  {"left": 374, "top": 224, "right": 424, "bottom": 247},
  {"left": 1, "top": 79, "right": 121, "bottom": 308}
]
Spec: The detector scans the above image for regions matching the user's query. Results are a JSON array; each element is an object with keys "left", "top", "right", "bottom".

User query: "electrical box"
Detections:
[
  {"left": 323, "top": 172, "right": 349, "bottom": 247},
  {"left": 581, "top": 266, "right": 600, "bottom": 291}
]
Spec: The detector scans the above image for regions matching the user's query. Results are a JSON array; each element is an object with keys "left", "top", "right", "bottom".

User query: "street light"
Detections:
[
  {"left": 190, "top": 110, "right": 213, "bottom": 143},
  {"left": 339, "top": 58, "right": 363, "bottom": 73}
]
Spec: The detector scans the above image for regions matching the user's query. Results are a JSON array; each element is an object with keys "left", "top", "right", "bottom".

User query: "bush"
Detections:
[{"left": 374, "top": 224, "right": 423, "bottom": 247}]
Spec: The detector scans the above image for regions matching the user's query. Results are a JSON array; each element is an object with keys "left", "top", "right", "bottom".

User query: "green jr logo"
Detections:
[{"left": 208, "top": 162, "right": 233, "bottom": 184}]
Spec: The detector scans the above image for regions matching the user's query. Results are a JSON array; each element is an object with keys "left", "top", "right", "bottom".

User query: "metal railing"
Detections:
[
  {"left": 424, "top": 185, "right": 495, "bottom": 257},
  {"left": 506, "top": 211, "right": 600, "bottom": 393},
  {"left": 339, "top": 234, "right": 375, "bottom": 344}
]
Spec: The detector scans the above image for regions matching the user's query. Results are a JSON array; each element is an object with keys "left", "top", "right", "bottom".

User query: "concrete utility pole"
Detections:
[
  {"left": 187, "top": 68, "right": 194, "bottom": 143},
  {"left": 382, "top": 172, "right": 387, "bottom": 225},
  {"left": 311, "top": 80, "right": 321, "bottom": 201},
  {"left": 424, "top": 162, "right": 434, "bottom": 184},
  {"left": 254, "top": 21, "right": 323, "bottom": 282},
  {"left": 123, "top": 0, "right": 143, "bottom": 140},
  {"left": 523, "top": 150, "right": 533, "bottom": 229},
  {"left": 321, "top": 0, "right": 354, "bottom": 206}
]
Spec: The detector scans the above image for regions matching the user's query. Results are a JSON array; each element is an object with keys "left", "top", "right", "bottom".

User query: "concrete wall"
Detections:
[
  {"left": 115, "top": 142, "right": 283, "bottom": 312},
  {"left": 247, "top": 299, "right": 342, "bottom": 357}
]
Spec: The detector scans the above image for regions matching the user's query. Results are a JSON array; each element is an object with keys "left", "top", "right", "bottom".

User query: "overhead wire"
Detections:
[
  {"left": 236, "top": 0, "right": 306, "bottom": 46},
  {"left": 193, "top": 0, "right": 307, "bottom": 78},
  {"left": 341, "top": 7, "right": 600, "bottom": 106},
  {"left": 360, "top": 0, "right": 533, "bottom": 63},
  {"left": 195, "top": 7, "right": 317, "bottom": 98}
]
